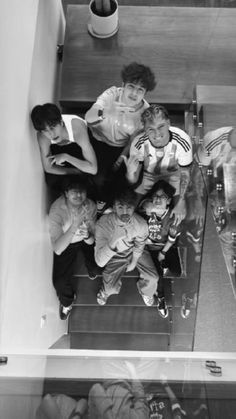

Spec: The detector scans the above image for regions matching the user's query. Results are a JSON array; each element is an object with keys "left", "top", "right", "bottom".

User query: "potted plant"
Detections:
[{"left": 88, "top": 0, "right": 119, "bottom": 38}]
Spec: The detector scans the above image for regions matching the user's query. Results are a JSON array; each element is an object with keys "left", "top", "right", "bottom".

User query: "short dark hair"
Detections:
[
  {"left": 121, "top": 62, "right": 157, "bottom": 92},
  {"left": 149, "top": 179, "right": 176, "bottom": 199},
  {"left": 113, "top": 187, "right": 138, "bottom": 207},
  {"left": 141, "top": 104, "right": 169, "bottom": 126},
  {"left": 31, "top": 103, "right": 62, "bottom": 131},
  {"left": 62, "top": 176, "right": 88, "bottom": 194}
]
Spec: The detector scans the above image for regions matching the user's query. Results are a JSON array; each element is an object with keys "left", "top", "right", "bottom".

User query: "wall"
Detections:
[{"left": 0, "top": 0, "right": 67, "bottom": 351}]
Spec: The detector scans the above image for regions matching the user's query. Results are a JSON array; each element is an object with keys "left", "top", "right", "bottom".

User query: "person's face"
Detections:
[
  {"left": 113, "top": 200, "right": 135, "bottom": 223},
  {"left": 40, "top": 121, "right": 63, "bottom": 143},
  {"left": 145, "top": 115, "right": 170, "bottom": 148},
  {"left": 65, "top": 188, "right": 86, "bottom": 207},
  {"left": 152, "top": 189, "right": 170, "bottom": 215},
  {"left": 122, "top": 82, "right": 146, "bottom": 108}
]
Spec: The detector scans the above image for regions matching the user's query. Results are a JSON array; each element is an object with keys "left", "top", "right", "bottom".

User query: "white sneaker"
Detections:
[
  {"left": 141, "top": 293, "right": 154, "bottom": 306},
  {"left": 97, "top": 289, "right": 108, "bottom": 305}
]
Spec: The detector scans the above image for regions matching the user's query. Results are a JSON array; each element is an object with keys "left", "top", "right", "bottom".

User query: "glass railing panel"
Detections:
[
  {"left": 2, "top": 352, "right": 236, "bottom": 418},
  {"left": 169, "top": 160, "right": 208, "bottom": 351},
  {"left": 193, "top": 86, "right": 236, "bottom": 297}
]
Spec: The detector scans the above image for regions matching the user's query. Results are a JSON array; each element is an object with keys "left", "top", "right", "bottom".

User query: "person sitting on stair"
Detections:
[
  {"left": 48, "top": 177, "right": 100, "bottom": 320},
  {"left": 138, "top": 180, "right": 182, "bottom": 318},
  {"left": 94, "top": 187, "right": 163, "bottom": 313},
  {"left": 123, "top": 104, "right": 193, "bottom": 225},
  {"left": 85, "top": 62, "right": 157, "bottom": 204},
  {"left": 31, "top": 102, "right": 97, "bottom": 194}
]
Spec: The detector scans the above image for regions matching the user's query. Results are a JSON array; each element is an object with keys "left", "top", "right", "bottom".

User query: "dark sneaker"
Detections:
[
  {"left": 157, "top": 297, "right": 169, "bottom": 318},
  {"left": 97, "top": 289, "right": 108, "bottom": 305},
  {"left": 163, "top": 267, "right": 172, "bottom": 278},
  {"left": 59, "top": 303, "right": 73, "bottom": 320}
]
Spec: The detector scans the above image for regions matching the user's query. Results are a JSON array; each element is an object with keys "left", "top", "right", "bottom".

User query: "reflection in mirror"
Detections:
[
  {"left": 34, "top": 355, "right": 236, "bottom": 419},
  {"left": 195, "top": 124, "right": 236, "bottom": 295},
  {"left": 38, "top": 358, "right": 210, "bottom": 418},
  {"left": 2, "top": 353, "right": 236, "bottom": 418}
]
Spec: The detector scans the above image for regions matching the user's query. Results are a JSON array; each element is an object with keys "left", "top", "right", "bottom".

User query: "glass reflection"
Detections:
[
  {"left": 36, "top": 358, "right": 211, "bottom": 419},
  {"left": 195, "top": 126, "right": 236, "bottom": 290},
  {"left": 2, "top": 353, "right": 236, "bottom": 418}
]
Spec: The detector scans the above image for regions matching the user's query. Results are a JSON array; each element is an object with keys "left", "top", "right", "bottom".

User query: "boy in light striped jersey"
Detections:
[{"left": 123, "top": 105, "right": 193, "bottom": 225}]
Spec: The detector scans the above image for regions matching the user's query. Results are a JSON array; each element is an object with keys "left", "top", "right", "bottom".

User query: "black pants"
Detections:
[
  {"left": 88, "top": 130, "right": 126, "bottom": 202},
  {"left": 52, "top": 241, "right": 98, "bottom": 307},
  {"left": 149, "top": 246, "right": 181, "bottom": 297},
  {"left": 45, "top": 142, "right": 95, "bottom": 197}
]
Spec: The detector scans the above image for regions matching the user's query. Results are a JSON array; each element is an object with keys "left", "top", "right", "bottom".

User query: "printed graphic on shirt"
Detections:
[
  {"left": 146, "top": 394, "right": 172, "bottom": 419},
  {"left": 148, "top": 213, "right": 164, "bottom": 241},
  {"left": 146, "top": 211, "right": 178, "bottom": 245}
]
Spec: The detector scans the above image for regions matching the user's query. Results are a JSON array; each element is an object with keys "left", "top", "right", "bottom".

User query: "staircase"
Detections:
[
  {"left": 67, "top": 108, "right": 198, "bottom": 351},
  {"left": 69, "top": 272, "right": 171, "bottom": 350}
]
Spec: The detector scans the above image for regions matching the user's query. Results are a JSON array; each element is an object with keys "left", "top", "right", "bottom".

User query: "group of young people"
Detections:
[{"left": 31, "top": 62, "right": 195, "bottom": 321}]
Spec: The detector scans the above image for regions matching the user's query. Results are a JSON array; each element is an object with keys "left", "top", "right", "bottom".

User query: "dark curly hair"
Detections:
[
  {"left": 141, "top": 104, "right": 169, "bottom": 126},
  {"left": 121, "top": 62, "right": 157, "bottom": 92},
  {"left": 113, "top": 187, "right": 138, "bottom": 207},
  {"left": 148, "top": 179, "right": 176, "bottom": 200},
  {"left": 31, "top": 103, "right": 62, "bottom": 131},
  {"left": 62, "top": 176, "right": 88, "bottom": 194}
]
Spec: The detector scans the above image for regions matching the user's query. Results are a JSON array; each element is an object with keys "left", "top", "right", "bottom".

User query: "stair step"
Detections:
[
  {"left": 71, "top": 332, "right": 169, "bottom": 351},
  {"left": 74, "top": 275, "right": 173, "bottom": 305},
  {"left": 69, "top": 305, "right": 170, "bottom": 334}
]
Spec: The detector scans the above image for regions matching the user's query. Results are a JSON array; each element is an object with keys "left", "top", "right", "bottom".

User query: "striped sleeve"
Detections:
[
  {"left": 196, "top": 127, "right": 232, "bottom": 165},
  {"left": 129, "top": 132, "right": 149, "bottom": 160},
  {"left": 172, "top": 130, "right": 193, "bottom": 166}
]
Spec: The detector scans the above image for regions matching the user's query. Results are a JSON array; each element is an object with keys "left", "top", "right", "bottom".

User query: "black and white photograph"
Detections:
[{"left": 1, "top": 1, "right": 236, "bottom": 418}]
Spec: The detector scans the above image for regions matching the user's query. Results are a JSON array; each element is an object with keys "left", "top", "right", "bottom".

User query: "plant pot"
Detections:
[{"left": 88, "top": 0, "right": 119, "bottom": 39}]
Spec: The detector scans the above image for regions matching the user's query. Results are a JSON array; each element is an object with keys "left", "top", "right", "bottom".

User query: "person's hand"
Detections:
[
  {"left": 158, "top": 251, "right": 165, "bottom": 262},
  {"left": 143, "top": 142, "right": 150, "bottom": 170},
  {"left": 191, "top": 199, "right": 205, "bottom": 226},
  {"left": 160, "top": 373, "right": 168, "bottom": 386},
  {"left": 126, "top": 260, "right": 137, "bottom": 272},
  {"left": 109, "top": 226, "right": 126, "bottom": 249},
  {"left": 113, "top": 154, "right": 125, "bottom": 171},
  {"left": 104, "top": 101, "right": 135, "bottom": 119},
  {"left": 170, "top": 199, "right": 186, "bottom": 225},
  {"left": 78, "top": 221, "right": 89, "bottom": 239},
  {"left": 122, "top": 155, "right": 140, "bottom": 176},
  {"left": 49, "top": 153, "right": 67, "bottom": 166},
  {"left": 142, "top": 201, "right": 155, "bottom": 216},
  {"left": 71, "top": 210, "right": 81, "bottom": 232}
]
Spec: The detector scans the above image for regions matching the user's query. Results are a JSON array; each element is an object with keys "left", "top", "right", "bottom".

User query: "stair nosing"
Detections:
[{"left": 69, "top": 330, "right": 169, "bottom": 334}]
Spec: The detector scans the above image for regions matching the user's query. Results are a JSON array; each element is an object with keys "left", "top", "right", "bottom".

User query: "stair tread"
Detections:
[
  {"left": 74, "top": 275, "right": 172, "bottom": 305},
  {"left": 69, "top": 305, "right": 170, "bottom": 333},
  {"left": 71, "top": 332, "right": 169, "bottom": 351}
]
